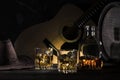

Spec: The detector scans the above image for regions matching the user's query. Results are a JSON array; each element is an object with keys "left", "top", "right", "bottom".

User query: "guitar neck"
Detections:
[
  {"left": 74, "top": 0, "right": 109, "bottom": 29},
  {"left": 43, "top": 38, "right": 59, "bottom": 56}
]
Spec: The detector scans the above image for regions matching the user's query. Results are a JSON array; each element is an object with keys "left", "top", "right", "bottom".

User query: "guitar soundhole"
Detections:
[{"left": 62, "top": 26, "right": 79, "bottom": 41}]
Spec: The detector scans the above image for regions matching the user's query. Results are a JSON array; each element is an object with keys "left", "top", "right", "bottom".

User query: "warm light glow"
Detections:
[
  {"left": 53, "top": 51, "right": 84, "bottom": 64},
  {"left": 79, "top": 56, "right": 103, "bottom": 70},
  {"left": 52, "top": 55, "right": 58, "bottom": 64},
  {"left": 52, "top": 50, "right": 75, "bottom": 64},
  {"left": 80, "top": 51, "right": 84, "bottom": 56}
]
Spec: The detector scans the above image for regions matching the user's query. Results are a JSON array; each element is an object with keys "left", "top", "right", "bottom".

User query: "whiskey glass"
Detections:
[
  {"left": 58, "top": 49, "right": 78, "bottom": 74},
  {"left": 35, "top": 48, "right": 53, "bottom": 70}
]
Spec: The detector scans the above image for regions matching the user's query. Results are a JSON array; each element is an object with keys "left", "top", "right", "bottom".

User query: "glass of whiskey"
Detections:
[
  {"left": 35, "top": 48, "right": 53, "bottom": 70},
  {"left": 58, "top": 49, "right": 78, "bottom": 74}
]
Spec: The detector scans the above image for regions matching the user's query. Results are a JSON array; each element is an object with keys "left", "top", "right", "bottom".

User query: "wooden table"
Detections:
[{"left": 0, "top": 64, "right": 120, "bottom": 80}]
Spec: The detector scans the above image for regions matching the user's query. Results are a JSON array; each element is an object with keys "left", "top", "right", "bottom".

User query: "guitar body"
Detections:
[{"left": 15, "top": 4, "right": 94, "bottom": 60}]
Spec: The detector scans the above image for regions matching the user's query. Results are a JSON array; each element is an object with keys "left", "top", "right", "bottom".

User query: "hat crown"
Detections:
[{"left": 0, "top": 39, "right": 19, "bottom": 66}]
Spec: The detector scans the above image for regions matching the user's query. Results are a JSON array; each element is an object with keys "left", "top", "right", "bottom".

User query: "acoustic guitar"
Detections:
[{"left": 15, "top": 0, "right": 108, "bottom": 60}]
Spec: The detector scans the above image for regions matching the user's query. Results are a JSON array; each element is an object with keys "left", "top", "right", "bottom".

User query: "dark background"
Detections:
[
  {"left": 0, "top": 0, "right": 120, "bottom": 80},
  {"left": 0, "top": 0, "right": 107, "bottom": 43},
  {"left": 1, "top": 0, "right": 119, "bottom": 43}
]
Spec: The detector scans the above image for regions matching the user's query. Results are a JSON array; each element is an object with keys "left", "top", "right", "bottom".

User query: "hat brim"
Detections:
[{"left": 0, "top": 55, "right": 34, "bottom": 70}]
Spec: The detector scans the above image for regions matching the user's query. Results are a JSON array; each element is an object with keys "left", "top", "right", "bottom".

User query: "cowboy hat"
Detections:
[{"left": 0, "top": 39, "right": 34, "bottom": 70}]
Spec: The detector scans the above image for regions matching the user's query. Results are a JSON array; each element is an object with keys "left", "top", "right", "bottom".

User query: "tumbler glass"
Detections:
[
  {"left": 35, "top": 48, "right": 53, "bottom": 70},
  {"left": 58, "top": 49, "right": 78, "bottom": 74}
]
